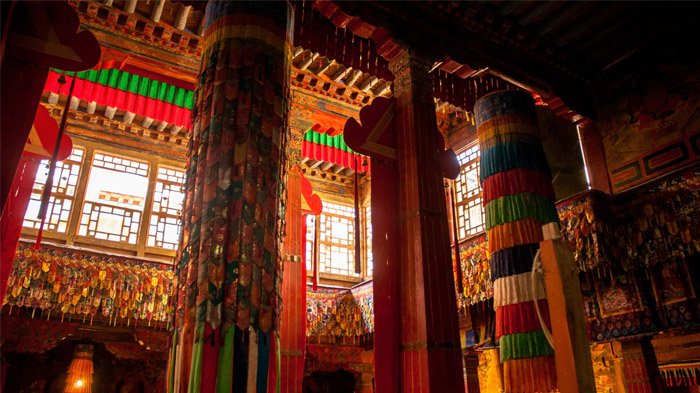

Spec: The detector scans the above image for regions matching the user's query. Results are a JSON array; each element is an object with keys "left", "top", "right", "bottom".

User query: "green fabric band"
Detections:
[
  {"left": 499, "top": 330, "right": 554, "bottom": 362},
  {"left": 304, "top": 129, "right": 358, "bottom": 154},
  {"left": 485, "top": 192, "right": 559, "bottom": 230},
  {"left": 58, "top": 68, "right": 194, "bottom": 109}
]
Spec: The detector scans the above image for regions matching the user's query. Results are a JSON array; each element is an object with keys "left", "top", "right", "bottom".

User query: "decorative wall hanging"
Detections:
[
  {"left": 305, "top": 282, "right": 374, "bottom": 345},
  {"left": 4, "top": 241, "right": 174, "bottom": 326},
  {"left": 453, "top": 234, "right": 492, "bottom": 308}
]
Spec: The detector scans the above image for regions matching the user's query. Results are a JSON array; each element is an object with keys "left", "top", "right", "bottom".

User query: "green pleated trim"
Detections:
[
  {"left": 216, "top": 327, "right": 236, "bottom": 393},
  {"left": 303, "top": 129, "right": 359, "bottom": 154},
  {"left": 485, "top": 192, "right": 558, "bottom": 230},
  {"left": 167, "top": 330, "right": 178, "bottom": 393},
  {"left": 56, "top": 68, "right": 194, "bottom": 109},
  {"left": 187, "top": 325, "right": 205, "bottom": 392},
  {"left": 275, "top": 333, "right": 281, "bottom": 393},
  {"left": 499, "top": 330, "right": 554, "bottom": 362}
]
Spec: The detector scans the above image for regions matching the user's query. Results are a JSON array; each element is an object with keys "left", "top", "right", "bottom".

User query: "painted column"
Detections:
[
  {"left": 464, "top": 350, "right": 481, "bottom": 393},
  {"left": 390, "top": 50, "right": 464, "bottom": 392},
  {"left": 343, "top": 95, "right": 401, "bottom": 393},
  {"left": 277, "top": 126, "right": 306, "bottom": 393},
  {"left": 169, "top": 1, "right": 293, "bottom": 392},
  {"left": 615, "top": 339, "right": 664, "bottom": 393},
  {"left": 475, "top": 90, "right": 558, "bottom": 392}
]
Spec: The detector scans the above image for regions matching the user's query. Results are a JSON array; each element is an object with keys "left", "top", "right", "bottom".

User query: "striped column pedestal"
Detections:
[
  {"left": 475, "top": 90, "right": 558, "bottom": 393},
  {"left": 168, "top": 2, "right": 293, "bottom": 393}
]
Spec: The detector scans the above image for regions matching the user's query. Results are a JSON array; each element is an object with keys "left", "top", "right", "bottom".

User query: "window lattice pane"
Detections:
[
  {"left": 454, "top": 144, "right": 485, "bottom": 239},
  {"left": 148, "top": 167, "right": 185, "bottom": 250},
  {"left": 23, "top": 147, "right": 84, "bottom": 232},
  {"left": 318, "top": 202, "right": 357, "bottom": 276},
  {"left": 305, "top": 214, "right": 316, "bottom": 272},
  {"left": 78, "top": 152, "right": 149, "bottom": 244},
  {"left": 78, "top": 201, "right": 141, "bottom": 243},
  {"left": 305, "top": 202, "right": 358, "bottom": 278},
  {"left": 365, "top": 205, "right": 373, "bottom": 276}
]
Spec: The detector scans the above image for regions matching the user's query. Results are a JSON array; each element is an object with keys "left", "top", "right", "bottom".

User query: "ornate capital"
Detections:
[
  {"left": 286, "top": 130, "right": 304, "bottom": 168},
  {"left": 388, "top": 49, "right": 436, "bottom": 106}
]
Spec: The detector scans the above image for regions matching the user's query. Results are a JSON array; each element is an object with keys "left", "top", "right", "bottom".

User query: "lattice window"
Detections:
[
  {"left": 78, "top": 152, "right": 149, "bottom": 244},
  {"left": 365, "top": 205, "right": 373, "bottom": 276},
  {"left": 148, "top": 166, "right": 185, "bottom": 250},
  {"left": 454, "top": 143, "right": 485, "bottom": 239},
  {"left": 24, "top": 147, "right": 85, "bottom": 233},
  {"left": 305, "top": 202, "right": 359, "bottom": 278},
  {"left": 305, "top": 214, "right": 316, "bottom": 272}
]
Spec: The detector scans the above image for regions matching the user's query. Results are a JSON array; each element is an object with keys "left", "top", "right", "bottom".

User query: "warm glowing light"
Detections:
[{"left": 74, "top": 380, "right": 84, "bottom": 388}]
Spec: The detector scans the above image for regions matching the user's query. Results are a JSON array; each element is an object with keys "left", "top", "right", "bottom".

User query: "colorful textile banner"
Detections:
[
  {"left": 44, "top": 70, "right": 193, "bottom": 129},
  {"left": 305, "top": 282, "right": 374, "bottom": 344},
  {"left": 4, "top": 241, "right": 174, "bottom": 325},
  {"left": 659, "top": 361, "right": 700, "bottom": 387},
  {"left": 302, "top": 130, "right": 369, "bottom": 173},
  {"left": 168, "top": 2, "right": 292, "bottom": 392},
  {"left": 476, "top": 90, "right": 557, "bottom": 392},
  {"left": 453, "top": 234, "right": 492, "bottom": 308}
]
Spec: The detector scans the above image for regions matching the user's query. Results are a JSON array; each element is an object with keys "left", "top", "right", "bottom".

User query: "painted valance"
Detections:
[
  {"left": 44, "top": 69, "right": 193, "bottom": 129},
  {"left": 302, "top": 129, "right": 369, "bottom": 173},
  {"left": 3, "top": 241, "right": 174, "bottom": 327}
]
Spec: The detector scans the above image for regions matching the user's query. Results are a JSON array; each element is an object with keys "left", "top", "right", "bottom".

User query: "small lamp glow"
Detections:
[{"left": 64, "top": 344, "right": 93, "bottom": 393}]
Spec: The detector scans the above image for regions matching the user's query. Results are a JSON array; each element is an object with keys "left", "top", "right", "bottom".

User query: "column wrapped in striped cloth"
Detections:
[
  {"left": 168, "top": 1, "right": 293, "bottom": 392},
  {"left": 475, "top": 90, "right": 558, "bottom": 393}
]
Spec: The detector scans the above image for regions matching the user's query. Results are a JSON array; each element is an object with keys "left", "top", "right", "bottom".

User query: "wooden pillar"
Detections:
[
  {"left": 463, "top": 350, "right": 481, "bottom": 393},
  {"left": 359, "top": 368, "right": 374, "bottom": 393},
  {"left": 614, "top": 339, "right": 664, "bottom": 393},
  {"left": 277, "top": 127, "right": 306, "bottom": 393},
  {"left": 370, "top": 151, "right": 400, "bottom": 393},
  {"left": 343, "top": 96, "right": 402, "bottom": 393},
  {"left": 575, "top": 119, "right": 611, "bottom": 194},
  {"left": 168, "top": 2, "right": 293, "bottom": 392},
  {"left": 390, "top": 49, "right": 464, "bottom": 393},
  {"left": 540, "top": 230, "right": 596, "bottom": 393}
]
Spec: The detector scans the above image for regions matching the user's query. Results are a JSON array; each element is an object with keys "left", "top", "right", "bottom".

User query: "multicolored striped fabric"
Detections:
[
  {"left": 168, "top": 2, "right": 293, "bottom": 392},
  {"left": 302, "top": 129, "right": 369, "bottom": 173},
  {"left": 44, "top": 69, "right": 193, "bottom": 129},
  {"left": 475, "top": 90, "right": 558, "bottom": 392}
]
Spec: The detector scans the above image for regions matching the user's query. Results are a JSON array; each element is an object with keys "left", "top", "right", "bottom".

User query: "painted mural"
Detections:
[
  {"left": 597, "top": 53, "right": 700, "bottom": 192},
  {"left": 453, "top": 234, "right": 492, "bottom": 309}
]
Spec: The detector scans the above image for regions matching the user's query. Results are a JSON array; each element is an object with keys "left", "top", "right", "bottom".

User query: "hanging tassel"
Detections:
[
  {"left": 256, "top": 331, "right": 270, "bottom": 393},
  {"left": 36, "top": 72, "right": 76, "bottom": 249},
  {"left": 275, "top": 333, "right": 281, "bottom": 393},
  {"left": 215, "top": 326, "right": 235, "bottom": 393},
  {"left": 233, "top": 328, "right": 250, "bottom": 393},
  {"left": 246, "top": 329, "right": 258, "bottom": 393}
]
